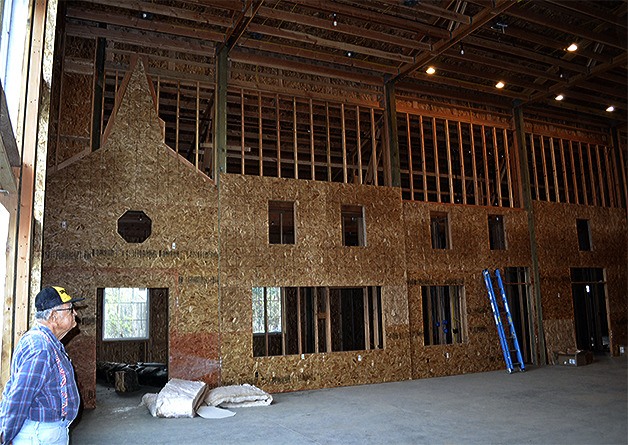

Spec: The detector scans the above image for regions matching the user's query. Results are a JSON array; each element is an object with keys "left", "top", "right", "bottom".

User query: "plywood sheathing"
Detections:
[
  {"left": 218, "top": 174, "right": 411, "bottom": 392},
  {"left": 533, "top": 201, "right": 627, "bottom": 357},
  {"left": 403, "top": 202, "right": 533, "bottom": 378},
  {"left": 42, "top": 58, "right": 218, "bottom": 408}
]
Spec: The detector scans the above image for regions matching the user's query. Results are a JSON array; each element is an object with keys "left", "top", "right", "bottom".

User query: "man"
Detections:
[{"left": 0, "top": 286, "right": 84, "bottom": 445}]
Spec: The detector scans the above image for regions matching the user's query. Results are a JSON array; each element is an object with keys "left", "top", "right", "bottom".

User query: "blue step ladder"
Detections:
[{"left": 482, "top": 269, "right": 526, "bottom": 373}]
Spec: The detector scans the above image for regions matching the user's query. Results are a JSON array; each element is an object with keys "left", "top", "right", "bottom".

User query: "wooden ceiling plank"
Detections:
[
  {"left": 255, "top": 5, "right": 430, "bottom": 52},
  {"left": 389, "top": 0, "right": 516, "bottom": 84},
  {"left": 246, "top": 22, "right": 414, "bottom": 63},
  {"left": 506, "top": 4, "right": 625, "bottom": 50},
  {"left": 378, "top": 0, "right": 472, "bottom": 24},
  {"left": 288, "top": 0, "right": 451, "bottom": 40},
  {"left": 544, "top": 0, "right": 627, "bottom": 30}
]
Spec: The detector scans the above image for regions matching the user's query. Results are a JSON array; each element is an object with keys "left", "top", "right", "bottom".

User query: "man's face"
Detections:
[{"left": 53, "top": 303, "right": 77, "bottom": 336}]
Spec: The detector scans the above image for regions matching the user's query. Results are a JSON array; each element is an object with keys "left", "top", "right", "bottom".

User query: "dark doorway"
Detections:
[
  {"left": 570, "top": 268, "right": 609, "bottom": 353},
  {"left": 502, "top": 267, "right": 534, "bottom": 364}
]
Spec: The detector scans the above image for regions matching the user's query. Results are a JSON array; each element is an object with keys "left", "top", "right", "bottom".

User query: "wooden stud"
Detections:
[
  {"left": 420, "top": 116, "right": 428, "bottom": 201},
  {"left": 357, "top": 106, "right": 363, "bottom": 185},
  {"left": 568, "top": 140, "right": 579, "bottom": 204},
  {"left": 156, "top": 75, "right": 160, "bottom": 115},
  {"left": 578, "top": 142, "right": 589, "bottom": 206},
  {"left": 559, "top": 139, "right": 570, "bottom": 203},
  {"left": 610, "top": 144, "right": 622, "bottom": 208},
  {"left": 297, "top": 289, "right": 302, "bottom": 355},
  {"left": 481, "top": 125, "right": 491, "bottom": 206},
  {"left": 445, "top": 120, "right": 454, "bottom": 203},
  {"left": 595, "top": 145, "right": 606, "bottom": 207},
  {"left": 310, "top": 99, "right": 315, "bottom": 180},
  {"left": 503, "top": 128, "right": 514, "bottom": 207},
  {"left": 326, "top": 102, "right": 332, "bottom": 181},
  {"left": 363, "top": 287, "right": 370, "bottom": 350},
  {"left": 293, "top": 97, "right": 298, "bottom": 179},
  {"left": 549, "top": 137, "right": 559, "bottom": 203},
  {"left": 341, "top": 103, "right": 348, "bottom": 183},
  {"left": 458, "top": 122, "right": 467, "bottom": 205},
  {"left": 586, "top": 143, "right": 597, "bottom": 206},
  {"left": 618, "top": 141, "right": 628, "bottom": 209},
  {"left": 530, "top": 135, "right": 539, "bottom": 200},
  {"left": 433, "top": 118, "right": 441, "bottom": 202},
  {"left": 540, "top": 136, "right": 550, "bottom": 202},
  {"left": 325, "top": 288, "right": 332, "bottom": 353},
  {"left": 470, "top": 123, "right": 479, "bottom": 205},
  {"left": 406, "top": 113, "right": 414, "bottom": 199},
  {"left": 276, "top": 94, "right": 281, "bottom": 178},
  {"left": 602, "top": 146, "right": 615, "bottom": 207},
  {"left": 492, "top": 127, "right": 502, "bottom": 207},
  {"left": 195, "top": 81, "right": 200, "bottom": 169},
  {"left": 258, "top": 93, "right": 263, "bottom": 176},
  {"left": 175, "top": 81, "right": 180, "bottom": 155},
  {"left": 241, "top": 89, "right": 245, "bottom": 175},
  {"left": 371, "top": 107, "right": 378, "bottom": 186}
]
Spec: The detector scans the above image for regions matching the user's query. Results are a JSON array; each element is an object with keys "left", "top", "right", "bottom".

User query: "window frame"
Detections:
[
  {"left": 576, "top": 218, "right": 592, "bottom": 251},
  {"left": 430, "top": 212, "right": 450, "bottom": 249},
  {"left": 341, "top": 204, "right": 366, "bottom": 247},
  {"left": 268, "top": 200, "right": 295, "bottom": 245},
  {"left": 102, "top": 287, "right": 150, "bottom": 341},
  {"left": 488, "top": 214, "right": 507, "bottom": 250}
]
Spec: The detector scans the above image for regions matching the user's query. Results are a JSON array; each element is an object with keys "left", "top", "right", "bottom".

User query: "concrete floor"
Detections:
[{"left": 70, "top": 355, "right": 627, "bottom": 445}]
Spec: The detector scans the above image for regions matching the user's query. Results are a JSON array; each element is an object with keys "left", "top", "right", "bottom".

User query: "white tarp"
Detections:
[{"left": 204, "top": 384, "right": 273, "bottom": 408}]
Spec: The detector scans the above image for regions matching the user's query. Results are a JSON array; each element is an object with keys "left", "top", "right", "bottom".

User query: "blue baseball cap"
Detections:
[{"left": 35, "top": 286, "right": 85, "bottom": 311}]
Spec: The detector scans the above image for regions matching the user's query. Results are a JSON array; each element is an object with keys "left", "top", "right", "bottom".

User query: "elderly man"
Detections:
[{"left": 0, "top": 286, "right": 84, "bottom": 445}]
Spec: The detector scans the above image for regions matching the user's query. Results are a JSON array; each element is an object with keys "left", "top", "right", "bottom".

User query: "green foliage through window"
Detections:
[{"left": 103, "top": 288, "right": 149, "bottom": 340}]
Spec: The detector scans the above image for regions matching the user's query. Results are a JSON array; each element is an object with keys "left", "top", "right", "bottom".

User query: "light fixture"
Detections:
[
  {"left": 345, "top": 50, "right": 353, "bottom": 57},
  {"left": 566, "top": 43, "right": 578, "bottom": 52},
  {"left": 606, "top": 105, "right": 615, "bottom": 112},
  {"left": 331, "top": 13, "right": 338, "bottom": 26},
  {"left": 425, "top": 66, "right": 436, "bottom": 75},
  {"left": 140, "top": 11, "right": 154, "bottom": 20},
  {"left": 555, "top": 94, "right": 564, "bottom": 101},
  {"left": 495, "top": 81, "right": 505, "bottom": 89},
  {"left": 460, "top": 43, "right": 465, "bottom": 55}
]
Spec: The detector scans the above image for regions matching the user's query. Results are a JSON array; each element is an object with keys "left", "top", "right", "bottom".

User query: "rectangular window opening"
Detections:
[
  {"left": 342, "top": 205, "right": 366, "bottom": 246},
  {"left": 430, "top": 212, "right": 450, "bottom": 249},
  {"left": 102, "top": 288, "right": 149, "bottom": 340},
  {"left": 488, "top": 214, "right": 506, "bottom": 250},
  {"left": 422, "top": 285, "right": 466, "bottom": 346},
  {"left": 252, "top": 286, "right": 383, "bottom": 357},
  {"left": 269, "top": 200, "right": 295, "bottom": 244},
  {"left": 576, "top": 219, "right": 592, "bottom": 251}
]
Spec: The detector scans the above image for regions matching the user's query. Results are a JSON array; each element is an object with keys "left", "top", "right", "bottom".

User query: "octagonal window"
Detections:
[{"left": 117, "top": 210, "right": 152, "bottom": 243}]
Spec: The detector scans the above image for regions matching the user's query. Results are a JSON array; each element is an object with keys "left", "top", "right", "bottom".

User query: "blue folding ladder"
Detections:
[{"left": 482, "top": 269, "right": 526, "bottom": 373}]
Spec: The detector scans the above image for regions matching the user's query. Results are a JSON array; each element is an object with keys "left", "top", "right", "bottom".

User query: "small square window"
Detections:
[
  {"left": 488, "top": 214, "right": 506, "bottom": 250},
  {"left": 269, "top": 201, "right": 295, "bottom": 244},
  {"left": 576, "top": 219, "right": 592, "bottom": 251},
  {"left": 102, "top": 288, "right": 149, "bottom": 340},
  {"left": 430, "top": 212, "right": 450, "bottom": 249},
  {"left": 342, "top": 205, "right": 366, "bottom": 246}
]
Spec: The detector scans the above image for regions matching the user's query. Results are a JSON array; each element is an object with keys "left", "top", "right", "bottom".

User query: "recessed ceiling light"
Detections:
[
  {"left": 566, "top": 43, "right": 578, "bottom": 52},
  {"left": 606, "top": 105, "right": 615, "bottom": 112},
  {"left": 495, "top": 81, "right": 505, "bottom": 89},
  {"left": 345, "top": 51, "right": 353, "bottom": 57},
  {"left": 426, "top": 66, "right": 436, "bottom": 75},
  {"left": 555, "top": 94, "right": 564, "bottom": 101}
]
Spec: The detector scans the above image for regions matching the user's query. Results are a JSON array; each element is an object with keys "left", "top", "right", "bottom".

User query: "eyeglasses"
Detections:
[{"left": 55, "top": 305, "right": 75, "bottom": 312}]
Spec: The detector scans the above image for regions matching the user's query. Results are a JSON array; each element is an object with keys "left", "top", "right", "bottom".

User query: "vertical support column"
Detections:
[
  {"left": 213, "top": 45, "right": 228, "bottom": 183},
  {"left": 384, "top": 79, "right": 400, "bottom": 187},
  {"left": 513, "top": 103, "right": 545, "bottom": 365},
  {"left": 91, "top": 36, "right": 106, "bottom": 151}
]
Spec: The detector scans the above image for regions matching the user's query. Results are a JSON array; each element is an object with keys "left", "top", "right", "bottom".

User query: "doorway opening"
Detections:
[
  {"left": 570, "top": 268, "right": 609, "bottom": 353},
  {"left": 96, "top": 287, "right": 169, "bottom": 394},
  {"left": 502, "top": 267, "right": 534, "bottom": 364}
]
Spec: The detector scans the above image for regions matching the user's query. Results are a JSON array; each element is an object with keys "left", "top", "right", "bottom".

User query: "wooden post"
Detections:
[
  {"left": 434, "top": 118, "right": 441, "bottom": 202},
  {"left": 370, "top": 108, "right": 378, "bottom": 186},
  {"left": 258, "top": 93, "right": 263, "bottom": 176},
  {"left": 559, "top": 139, "right": 570, "bottom": 203},
  {"left": 293, "top": 97, "right": 298, "bottom": 179},
  {"left": 540, "top": 136, "right": 550, "bottom": 201},
  {"left": 458, "top": 122, "right": 467, "bottom": 205},
  {"left": 276, "top": 94, "right": 281, "bottom": 178},
  {"left": 341, "top": 103, "right": 347, "bottom": 183},
  {"left": 310, "top": 99, "right": 315, "bottom": 180},
  {"left": 420, "top": 116, "right": 427, "bottom": 200},
  {"left": 357, "top": 106, "right": 363, "bottom": 185},
  {"left": 384, "top": 80, "right": 400, "bottom": 187},
  {"left": 241, "top": 89, "right": 245, "bottom": 175},
  {"left": 406, "top": 113, "right": 414, "bottom": 199},
  {"left": 326, "top": 103, "right": 331, "bottom": 181},
  {"left": 503, "top": 128, "right": 514, "bottom": 207},
  {"left": 91, "top": 37, "right": 106, "bottom": 151},
  {"left": 493, "top": 127, "right": 502, "bottom": 207},
  {"left": 446, "top": 120, "right": 454, "bottom": 203},
  {"left": 549, "top": 137, "right": 559, "bottom": 202},
  {"left": 578, "top": 142, "right": 589, "bottom": 205},
  {"left": 214, "top": 45, "right": 228, "bottom": 182},
  {"left": 568, "top": 140, "right": 579, "bottom": 204},
  {"left": 470, "top": 123, "right": 479, "bottom": 204}
]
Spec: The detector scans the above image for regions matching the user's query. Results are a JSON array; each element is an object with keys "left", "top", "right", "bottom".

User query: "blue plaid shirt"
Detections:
[{"left": 0, "top": 324, "right": 80, "bottom": 444}]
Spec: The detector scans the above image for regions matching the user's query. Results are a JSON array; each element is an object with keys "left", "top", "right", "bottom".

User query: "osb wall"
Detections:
[
  {"left": 218, "top": 175, "right": 412, "bottom": 392},
  {"left": 403, "top": 203, "right": 533, "bottom": 378},
  {"left": 533, "top": 201, "right": 627, "bottom": 359},
  {"left": 41, "top": 60, "right": 219, "bottom": 408}
]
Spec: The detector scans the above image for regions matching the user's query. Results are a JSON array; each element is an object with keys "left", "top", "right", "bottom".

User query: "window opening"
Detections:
[
  {"left": 430, "top": 212, "right": 450, "bottom": 249},
  {"left": 117, "top": 210, "right": 152, "bottom": 243},
  {"left": 502, "top": 267, "right": 533, "bottom": 364},
  {"left": 102, "top": 288, "right": 149, "bottom": 340},
  {"left": 342, "top": 205, "right": 365, "bottom": 246},
  {"left": 576, "top": 219, "right": 592, "bottom": 251},
  {"left": 422, "top": 285, "right": 466, "bottom": 345},
  {"left": 488, "top": 214, "right": 506, "bottom": 250},
  {"left": 570, "top": 268, "right": 609, "bottom": 353},
  {"left": 252, "top": 286, "right": 383, "bottom": 357},
  {"left": 268, "top": 201, "right": 295, "bottom": 244}
]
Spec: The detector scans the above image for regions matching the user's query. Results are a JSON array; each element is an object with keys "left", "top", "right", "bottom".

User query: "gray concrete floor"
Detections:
[{"left": 71, "top": 355, "right": 627, "bottom": 445}]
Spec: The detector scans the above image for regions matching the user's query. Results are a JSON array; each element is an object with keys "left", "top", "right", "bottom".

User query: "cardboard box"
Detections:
[{"left": 555, "top": 350, "right": 594, "bottom": 366}]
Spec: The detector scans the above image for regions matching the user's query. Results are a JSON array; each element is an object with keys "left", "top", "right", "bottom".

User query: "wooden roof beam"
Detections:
[{"left": 544, "top": 0, "right": 627, "bottom": 30}]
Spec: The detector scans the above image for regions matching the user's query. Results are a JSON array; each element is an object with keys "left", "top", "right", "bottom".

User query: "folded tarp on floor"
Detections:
[
  {"left": 204, "top": 383, "right": 273, "bottom": 408},
  {"left": 142, "top": 378, "right": 207, "bottom": 418}
]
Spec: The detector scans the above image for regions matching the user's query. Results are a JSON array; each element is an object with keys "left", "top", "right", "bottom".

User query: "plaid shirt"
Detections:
[{"left": 0, "top": 324, "right": 80, "bottom": 444}]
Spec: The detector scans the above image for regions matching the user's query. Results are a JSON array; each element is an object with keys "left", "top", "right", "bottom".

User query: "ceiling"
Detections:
[{"left": 60, "top": 0, "right": 627, "bottom": 135}]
